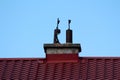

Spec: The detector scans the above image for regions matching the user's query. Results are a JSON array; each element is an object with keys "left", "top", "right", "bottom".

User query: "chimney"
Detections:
[
  {"left": 44, "top": 19, "right": 81, "bottom": 63},
  {"left": 66, "top": 20, "right": 72, "bottom": 43}
]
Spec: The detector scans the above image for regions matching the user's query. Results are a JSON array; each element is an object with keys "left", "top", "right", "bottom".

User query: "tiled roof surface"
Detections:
[{"left": 0, "top": 57, "right": 120, "bottom": 79}]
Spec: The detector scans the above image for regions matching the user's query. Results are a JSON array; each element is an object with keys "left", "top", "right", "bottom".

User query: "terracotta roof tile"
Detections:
[{"left": 0, "top": 57, "right": 120, "bottom": 79}]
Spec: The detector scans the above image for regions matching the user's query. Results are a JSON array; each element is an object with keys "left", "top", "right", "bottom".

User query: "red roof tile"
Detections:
[{"left": 0, "top": 57, "right": 120, "bottom": 79}]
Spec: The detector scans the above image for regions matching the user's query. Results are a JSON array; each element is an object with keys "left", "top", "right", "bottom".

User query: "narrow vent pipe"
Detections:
[{"left": 66, "top": 20, "right": 73, "bottom": 43}]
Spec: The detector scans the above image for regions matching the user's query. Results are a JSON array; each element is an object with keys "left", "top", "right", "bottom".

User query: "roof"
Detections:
[{"left": 0, "top": 57, "right": 120, "bottom": 79}]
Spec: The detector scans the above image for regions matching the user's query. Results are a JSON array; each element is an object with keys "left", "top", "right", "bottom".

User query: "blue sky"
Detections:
[{"left": 0, "top": 0, "right": 120, "bottom": 58}]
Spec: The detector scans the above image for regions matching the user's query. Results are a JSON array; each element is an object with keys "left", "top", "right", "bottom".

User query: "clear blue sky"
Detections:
[{"left": 0, "top": 0, "right": 120, "bottom": 58}]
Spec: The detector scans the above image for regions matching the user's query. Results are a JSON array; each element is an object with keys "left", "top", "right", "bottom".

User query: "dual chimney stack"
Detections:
[
  {"left": 54, "top": 18, "right": 73, "bottom": 44},
  {"left": 44, "top": 18, "right": 81, "bottom": 63}
]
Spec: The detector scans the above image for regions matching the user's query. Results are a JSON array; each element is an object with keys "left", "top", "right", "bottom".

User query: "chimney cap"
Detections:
[{"left": 44, "top": 43, "right": 81, "bottom": 53}]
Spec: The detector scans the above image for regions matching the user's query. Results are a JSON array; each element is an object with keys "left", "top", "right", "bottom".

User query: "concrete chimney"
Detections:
[
  {"left": 44, "top": 44, "right": 81, "bottom": 63},
  {"left": 43, "top": 19, "right": 81, "bottom": 63}
]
